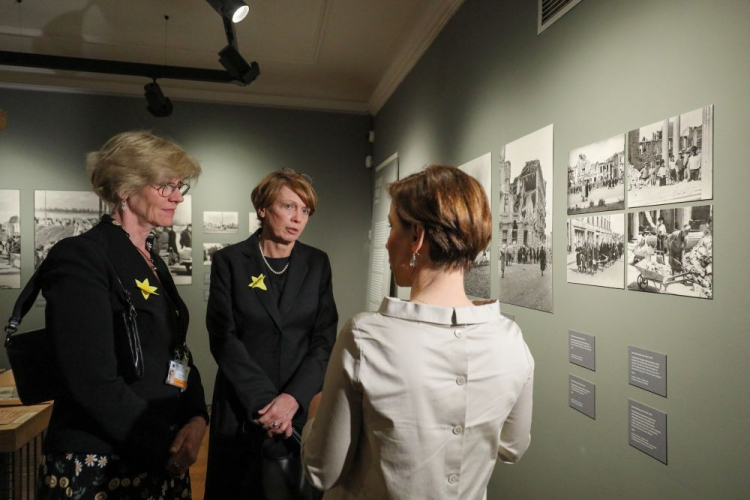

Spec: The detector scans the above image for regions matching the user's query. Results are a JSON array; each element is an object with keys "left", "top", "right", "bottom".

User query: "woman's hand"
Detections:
[
  {"left": 255, "top": 393, "right": 299, "bottom": 438},
  {"left": 166, "top": 416, "right": 207, "bottom": 477}
]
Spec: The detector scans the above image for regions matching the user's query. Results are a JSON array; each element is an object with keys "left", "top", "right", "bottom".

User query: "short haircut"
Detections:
[
  {"left": 87, "top": 130, "right": 201, "bottom": 206},
  {"left": 251, "top": 170, "right": 317, "bottom": 227},
  {"left": 388, "top": 165, "right": 491, "bottom": 272}
]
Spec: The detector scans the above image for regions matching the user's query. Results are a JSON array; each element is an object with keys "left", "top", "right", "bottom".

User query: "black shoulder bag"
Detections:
[{"left": 4, "top": 254, "right": 144, "bottom": 406}]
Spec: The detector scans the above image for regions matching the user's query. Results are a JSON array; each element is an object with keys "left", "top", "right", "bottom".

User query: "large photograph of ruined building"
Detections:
[
  {"left": 627, "top": 105, "right": 713, "bottom": 208},
  {"left": 627, "top": 205, "right": 712, "bottom": 299},
  {"left": 498, "top": 124, "right": 553, "bottom": 313},
  {"left": 567, "top": 134, "right": 625, "bottom": 214},
  {"left": 0, "top": 189, "right": 21, "bottom": 289}
]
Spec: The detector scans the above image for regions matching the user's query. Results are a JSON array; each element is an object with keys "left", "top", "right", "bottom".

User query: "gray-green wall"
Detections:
[
  {"left": 374, "top": 0, "right": 749, "bottom": 498},
  {"left": 0, "top": 88, "right": 372, "bottom": 402}
]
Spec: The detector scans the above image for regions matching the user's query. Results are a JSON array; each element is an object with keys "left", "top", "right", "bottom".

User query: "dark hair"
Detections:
[{"left": 388, "top": 165, "right": 491, "bottom": 272}]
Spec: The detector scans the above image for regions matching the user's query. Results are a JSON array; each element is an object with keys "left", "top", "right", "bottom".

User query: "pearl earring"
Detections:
[
  {"left": 410, "top": 252, "right": 419, "bottom": 268},
  {"left": 121, "top": 200, "right": 128, "bottom": 211}
]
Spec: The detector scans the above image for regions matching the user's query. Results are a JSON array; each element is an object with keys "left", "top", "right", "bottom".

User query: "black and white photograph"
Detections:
[
  {"left": 627, "top": 105, "right": 713, "bottom": 208},
  {"left": 204, "top": 211, "right": 238, "bottom": 234},
  {"left": 459, "top": 152, "right": 492, "bottom": 299},
  {"left": 567, "top": 134, "right": 625, "bottom": 214},
  {"left": 34, "top": 190, "right": 104, "bottom": 269},
  {"left": 203, "top": 242, "right": 231, "bottom": 266},
  {"left": 627, "top": 205, "right": 712, "bottom": 299},
  {"left": 153, "top": 195, "right": 192, "bottom": 285},
  {"left": 0, "top": 189, "right": 21, "bottom": 289},
  {"left": 567, "top": 214, "right": 625, "bottom": 289},
  {"left": 498, "top": 124, "right": 554, "bottom": 313},
  {"left": 249, "top": 212, "right": 261, "bottom": 235}
]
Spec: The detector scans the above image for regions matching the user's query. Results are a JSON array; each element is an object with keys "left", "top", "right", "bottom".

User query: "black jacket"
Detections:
[
  {"left": 205, "top": 232, "right": 338, "bottom": 497},
  {"left": 41, "top": 216, "right": 208, "bottom": 470}
]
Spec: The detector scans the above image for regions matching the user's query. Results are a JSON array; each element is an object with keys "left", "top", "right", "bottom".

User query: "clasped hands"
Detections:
[{"left": 253, "top": 393, "right": 299, "bottom": 438}]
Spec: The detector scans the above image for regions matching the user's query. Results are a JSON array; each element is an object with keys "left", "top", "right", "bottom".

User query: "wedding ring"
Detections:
[{"left": 272, "top": 421, "right": 280, "bottom": 428}]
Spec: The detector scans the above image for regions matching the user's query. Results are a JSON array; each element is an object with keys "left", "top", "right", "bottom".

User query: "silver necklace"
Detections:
[{"left": 259, "top": 241, "right": 290, "bottom": 275}]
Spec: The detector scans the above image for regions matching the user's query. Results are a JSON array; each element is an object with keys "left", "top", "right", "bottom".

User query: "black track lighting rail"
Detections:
[{"left": 0, "top": 50, "right": 241, "bottom": 85}]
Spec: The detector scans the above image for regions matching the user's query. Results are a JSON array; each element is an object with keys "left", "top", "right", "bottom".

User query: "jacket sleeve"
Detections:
[
  {"left": 301, "top": 317, "right": 361, "bottom": 491},
  {"left": 206, "top": 249, "right": 278, "bottom": 420},
  {"left": 497, "top": 343, "right": 534, "bottom": 464},
  {"left": 178, "top": 351, "right": 210, "bottom": 426},
  {"left": 282, "top": 254, "right": 339, "bottom": 414},
  {"left": 43, "top": 237, "right": 175, "bottom": 469}
]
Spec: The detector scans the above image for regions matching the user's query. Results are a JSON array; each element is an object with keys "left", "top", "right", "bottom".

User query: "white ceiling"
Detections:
[{"left": 0, "top": 0, "right": 464, "bottom": 114}]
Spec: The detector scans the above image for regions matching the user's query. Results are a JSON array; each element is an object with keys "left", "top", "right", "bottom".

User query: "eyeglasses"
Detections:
[
  {"left": 154, "top": 182, "right": 191, "bottom": 197},
  {"left": 281, "top": 167, "right": 313, "bottom": 185}
]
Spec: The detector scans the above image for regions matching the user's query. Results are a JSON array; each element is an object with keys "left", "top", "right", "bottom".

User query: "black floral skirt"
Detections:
[{"left": 37, "top": 452, "right": 192, "bottom": 500}]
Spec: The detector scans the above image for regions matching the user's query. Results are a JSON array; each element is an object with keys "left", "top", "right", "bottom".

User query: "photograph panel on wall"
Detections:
[
  {"left": 204, "top": 243, "right": 231, "bottom": 266},
  {"left": 249, "top": 212, "right": 261, "bottom": 235},
  {"left": 204, "top": 211, "right": 238, "bottom": 234},
  {"left": 153, "top": 195, "right": 192, "bottom": 285},
  {"left": 459, "top": 152, "right": 492, "bottom": 299},
  {"left": 627, "top": 205, "right": 712, "bottom": 299},
  {"left": 627, "top": 105, "right": 713, "bottom": 208},
  {"left": 566, "top": 214, "right": 625, "bottom": 289},
  {"left": 498, "top": 124, "right": 554, "bottom": 313},
  {"left": 0, "top": 189, "right": 21, "bottom": 289},
  {"left": 567, "top": 134, "right": 625, "bottom": 214},
  {"left": 34, "top": 190, "right": 104, "bottom": 269}
]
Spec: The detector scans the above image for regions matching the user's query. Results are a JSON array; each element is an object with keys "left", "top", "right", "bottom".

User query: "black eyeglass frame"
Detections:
[{"left": 154, "top": 182, "right": 191, "bottom": 197}]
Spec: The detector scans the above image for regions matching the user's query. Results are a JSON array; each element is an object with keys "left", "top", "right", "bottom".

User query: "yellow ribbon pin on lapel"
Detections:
[
  {"left": 249, "top": 274, "right": 267, "bottom": 291},
  {"left": 135, "top": 278, "right": 159, "bottom": 300}
]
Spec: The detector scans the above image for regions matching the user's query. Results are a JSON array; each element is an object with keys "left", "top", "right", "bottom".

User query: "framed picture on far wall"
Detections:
[
  {"left": 567, "top": 214, "right": 625, "bottom": 289},
  {"left": 627, "top": 205, "right": 713, "bottom": 299},
  {"left": 204, "top": 211, "right": 238, "bottom": 234},
  {"left": 152, "top": 195, "right": 193, "bottom": 285},
  {"left": 567, "top": 134, "right": 625, "bottom": 215},
  {"left": 0, "top": 189, "right": 21, "bottom": 289},
  {"left": 627, "top": 105, "right": 713, "bottom": 208},
  {"left": 204, "top": 243, "right": 231, "bottom": 266}
]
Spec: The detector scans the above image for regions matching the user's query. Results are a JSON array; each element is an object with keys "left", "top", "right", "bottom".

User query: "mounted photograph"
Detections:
[
  {"left": 204, "top": 211, "right": 239, "bottom": 234},
  {"left": 459, "top": 152, "right": 492, "bottom": 299},
  {"left": 567, "top": 134, "right": 625, "bottom": 214},
  {"left": 567, "top": 214, "right": 625, "bottom": 289},
  {"left": 152, "top": 195, "right": 193, "bottom": 285},
  {"left": 203, "top": 242, "right": 231, "bottom": 266},
  {"left": 627, "top": 205, "right": 712, "bottom": 299},
  {"left": 0, "top": 189, "right": 21, "bottom": 289},
  {"left": 627, "top": 105, "right": 713, "bottom": 208}
]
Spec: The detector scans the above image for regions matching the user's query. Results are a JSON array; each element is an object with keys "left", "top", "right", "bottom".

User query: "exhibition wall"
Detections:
[
  {"left": 0, "top": 88, "right": 372, "bottom": 400},
  {"left": 373, "top": 0, "right": 749, "bottom": 498}
]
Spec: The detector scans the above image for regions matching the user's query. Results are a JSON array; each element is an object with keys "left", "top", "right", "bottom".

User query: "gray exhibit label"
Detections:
[
  {"left": 628, "top": 399, "right": 667, "bottom": 464},
  {"left": 204, "top": 272, "right": 211, "bottom": 285},
  {"left": 502, "top": 312, "right": 515, "bottom": 322},
  {"left": 628, "top": 346, "right": 667, "bottom": 397},
  {"left": 569, "top": 375, "right": 595, "bottom": 419},
  {"left": 569, "top": 330, "right": 596, "bottom": 371}
]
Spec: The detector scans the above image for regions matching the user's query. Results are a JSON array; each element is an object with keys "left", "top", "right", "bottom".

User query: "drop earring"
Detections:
[
  {"left": 121, "top": 200, "right": 128, "bottom": 211},
  {"left": 410, "top": 252, "right": 419, "bottom": 268}
]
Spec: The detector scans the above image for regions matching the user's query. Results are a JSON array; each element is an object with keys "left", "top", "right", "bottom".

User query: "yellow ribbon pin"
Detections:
[
  {"left": 249, "top": 274, "right": 267, "bottom": 291},
  {"left": 135, "top": 278, "right": 159, "bottom": 300}
]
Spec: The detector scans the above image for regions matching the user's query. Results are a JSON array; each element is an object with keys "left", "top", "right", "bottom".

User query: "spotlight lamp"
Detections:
[
  {"left": 219, "top": 45, "right": 260, "bottom": 85},
  {"left": 206, "top": 0, "right": 249, "bottom": 23},
  {"left": 144, "top": 79, "right": 173, "bottom": 117}
]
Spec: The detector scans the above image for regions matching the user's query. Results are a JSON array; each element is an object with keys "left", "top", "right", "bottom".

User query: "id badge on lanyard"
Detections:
[{"left": 165, "top": 346, "right": 190, "bottom": 392}]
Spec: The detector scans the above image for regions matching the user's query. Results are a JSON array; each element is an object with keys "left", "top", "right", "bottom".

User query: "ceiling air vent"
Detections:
[{"left": 538, "top": 0, "right": 583, "bottom": 34}]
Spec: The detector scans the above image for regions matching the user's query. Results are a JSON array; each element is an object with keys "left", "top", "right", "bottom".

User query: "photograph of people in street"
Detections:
[
  {"left": 627, "top": 105, "right": 713, "bottom": 208},
  {"left": 203, "top": 242, "right": 231, "bottom": 266},
  {"left": 566, "top": 214, "right": 624, "bottom": 289},
  {"left": 460, "top": 152, "right": 492, "bottom": 299},
  {"left": 34, "top": 190, "right": 104, "bottom": 269},
  {"left": 567, "top": 134, "right": 625, "bottom": 214},
  {"left": 498, "top": 124, "right": 553, "bottom": 313},
  {"left": 156, "top": 194, "right": 193, "bottom": 285},
  {"left": 203, "top": 210, "right": 238, "bottom": 233},
  {"left": 0, "top": 189, "right": 21, "bottom": 289},
  {"left": 627, "top": 205, "right": 712, "bottom": 299}
]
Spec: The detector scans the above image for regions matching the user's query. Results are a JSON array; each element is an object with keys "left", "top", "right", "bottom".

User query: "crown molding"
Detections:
[{"left": 368, "top": 0, "right": 464, "bottom": 115}]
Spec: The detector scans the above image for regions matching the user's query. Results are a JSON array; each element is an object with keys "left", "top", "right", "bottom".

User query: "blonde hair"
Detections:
[
  {"left": 86, "top": 130, "right": 201, "bottom": 205},
  {"left": 251, "top": 170, "right": 317, "bottom": 228},
  {"left": 388, "top": 165, "right": 491, "bottom": 272}
]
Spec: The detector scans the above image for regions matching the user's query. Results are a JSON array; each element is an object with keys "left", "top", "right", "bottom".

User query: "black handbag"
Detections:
[
  {"left": 4, "top": 251, "right": 144, "bottom": 406},
  {"left": 261, "top": 428, "right": 316, "bottom": 500}
]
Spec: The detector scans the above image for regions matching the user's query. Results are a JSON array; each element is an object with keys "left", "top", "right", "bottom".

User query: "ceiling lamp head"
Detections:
[
  {"left": 144, "top": 79, "right": 173, "bottom": 117},
  {"left": 206, "top": 0, "right": 249, "bottom": 23}
]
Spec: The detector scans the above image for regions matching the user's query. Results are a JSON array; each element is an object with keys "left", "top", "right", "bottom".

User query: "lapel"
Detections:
[
  {"left": 242, "top": 233, "right": 283, "bottom": 332},
  {"left": 279, "top": 243, "right": 308, "bottom": 316}
]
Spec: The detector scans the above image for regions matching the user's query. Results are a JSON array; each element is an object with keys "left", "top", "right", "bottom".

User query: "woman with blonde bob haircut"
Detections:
[{"left": 302, "top": 165, "right": 535, "bottom": 500}]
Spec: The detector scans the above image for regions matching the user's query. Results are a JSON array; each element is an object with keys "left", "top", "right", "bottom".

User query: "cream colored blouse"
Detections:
[{"left": 302, "top": 297, "right": 534, "bottom": 500}]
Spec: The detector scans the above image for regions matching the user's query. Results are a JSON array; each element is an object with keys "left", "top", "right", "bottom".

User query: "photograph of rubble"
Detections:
[
  {"left": 627, "top": 105, "right": 713, "bottom": 208},
  {"left": 567, "top": 134, "right": 625, "bottom": 214},
  {"left": 566, "top": 214, "right": 625, "bottom": 289},
  {"left": 498, "top": 124, "right": 553, "bottom": 313},
  {"left": 0, "top": 189, "right": 21, "bottom": 289},
  {"left": 627, "top": 205, "right": 712, "bottom": 299}
]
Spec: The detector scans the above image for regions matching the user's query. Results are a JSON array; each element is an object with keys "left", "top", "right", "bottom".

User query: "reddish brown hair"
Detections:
[
  {"left": 388, "top": 165, "right": 491, "bottom": 271},
  {"left": 251, "top": 170, "right": 317, "bottom": 227}
]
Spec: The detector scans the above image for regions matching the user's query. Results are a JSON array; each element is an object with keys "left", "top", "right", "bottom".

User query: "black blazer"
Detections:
[
  {"left": 205, "top": 232, "right": 338, "bottom": 496},
  {"left": 41, "top": 216, "right": 208, "bottom": 470}
]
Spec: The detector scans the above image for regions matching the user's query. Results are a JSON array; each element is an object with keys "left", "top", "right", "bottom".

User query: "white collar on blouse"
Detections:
[{"left": 377, "top": 297, "right": 502, "bottom": 326}]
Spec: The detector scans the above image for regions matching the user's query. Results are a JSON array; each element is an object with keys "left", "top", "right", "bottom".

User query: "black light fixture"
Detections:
[
  {"left": 144, "top": 79, "right": 173, "bottom": 117},
  {"left": 205, "top": 0, "right": 249, "bottom": 24},
  {"left": 219, "top": 45, "right": 260, "bottom": 85}
]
